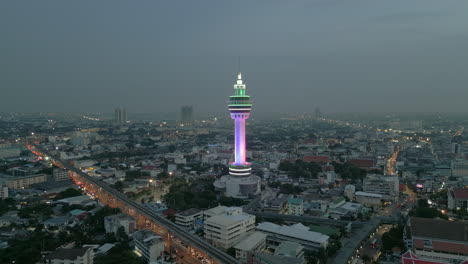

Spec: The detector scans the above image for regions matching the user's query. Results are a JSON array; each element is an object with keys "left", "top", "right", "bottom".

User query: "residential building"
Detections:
[
  {"left": 175, "top": 208, "right": 203, "bottom": 230},
  {"left": 46, "top": 247, "right": 94, "bottom": 264},
  {"left": 134, "top": 229, "right": 164, "bottom": 263},
  {"left": 204, "top": 206, "right": 256, "bottom": 249},
  {"left": 0, "top": 173, "right": 48, "bottom": 189},
  {"left": 53, "top": 168, "right": 69, "bottom": 181},
  {"left": 287, "top": 198, "right": 304, "bottom": 216},
  {"left": 452, "top": 159, "right": 468, "bottom": 178},
  {"left": 404, "top": 217, "right": 468, "bottom": 263},
  {"left": 0, "top": 186, "right": 8, "bottom": 198},
  {"left": 104, "top": 214, "right": 136, "bottom": 235},
  {"left": 448, "top": 188, "right": 468, "bottom": 210},
  {"left": 234, "top": 231, "right": 267, "bottom": 263},
  {"left": 255, "top": 222, "right": 329, "bottom": 251}
]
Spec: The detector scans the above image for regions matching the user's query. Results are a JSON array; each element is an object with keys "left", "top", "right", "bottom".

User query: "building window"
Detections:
[{"left": 423, "top": 240, "right": 432, "bottom": 247}]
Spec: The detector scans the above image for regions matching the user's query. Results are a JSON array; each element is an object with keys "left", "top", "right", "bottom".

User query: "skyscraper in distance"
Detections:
[
  {"left": 214, "top": 73, "right": 261, "bottom": 198},
  {"left": 180, "top": 105, "right": 194, "bottom": 124},
  {"left": 114, "top": 107, "right": 127, "bottom": 124}
]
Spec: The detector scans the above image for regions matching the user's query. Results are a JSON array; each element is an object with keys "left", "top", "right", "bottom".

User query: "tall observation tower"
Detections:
[{"left": 214, "top": 73, "right": 261, "bottom": 198}]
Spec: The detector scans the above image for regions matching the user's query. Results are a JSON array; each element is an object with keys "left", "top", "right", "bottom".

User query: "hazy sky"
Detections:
[{"left": 1, "top": 0, "right": 468, "bottom": 114}]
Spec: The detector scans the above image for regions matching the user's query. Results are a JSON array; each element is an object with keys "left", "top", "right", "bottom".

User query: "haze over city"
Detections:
[{"left": 2, "top": 0, "right": 468, "bottom": 113}]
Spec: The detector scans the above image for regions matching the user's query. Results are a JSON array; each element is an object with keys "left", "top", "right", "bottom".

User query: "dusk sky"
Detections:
[{"left": 1, "top": 0, "right": 468, "bottom": 114}]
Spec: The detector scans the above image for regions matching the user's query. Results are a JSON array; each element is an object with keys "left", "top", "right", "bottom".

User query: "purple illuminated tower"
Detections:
[
  {"left": 214, "top": 72, "right": 260, "bottom": 198},
  {"left": 228, "top": 73, "right": 252, "bottom": 176}
]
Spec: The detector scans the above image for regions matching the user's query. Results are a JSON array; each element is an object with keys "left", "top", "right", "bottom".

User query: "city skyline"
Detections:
[{"left": 1, "top": 1, "right": 468, "bottom": 113}]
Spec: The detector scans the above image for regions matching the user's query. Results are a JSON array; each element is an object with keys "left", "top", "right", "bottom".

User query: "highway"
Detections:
[{"left": 29, "top": 143, "right": 240, "bottom": 264}]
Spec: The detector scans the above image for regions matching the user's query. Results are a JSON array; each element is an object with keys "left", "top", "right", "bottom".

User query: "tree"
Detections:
[
  {"left": 226, "top": 247, "right": 236, "bottom": 257},
  {"left": 381, "top": 225, "right": 405, "bottom": 251},
  {"left": 53, "top": 188, "right": 83, "bottom": 201},
  {"left": 113, "top": 181, "right": 124, "bottom": 192}
]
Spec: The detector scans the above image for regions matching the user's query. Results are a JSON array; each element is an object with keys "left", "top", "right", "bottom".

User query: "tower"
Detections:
[
  {"left": 228, "top": 72, "right": 252, "bottom": 175},
  {"left": 214, "top": 72, "right": 261, "bottom": 198}
]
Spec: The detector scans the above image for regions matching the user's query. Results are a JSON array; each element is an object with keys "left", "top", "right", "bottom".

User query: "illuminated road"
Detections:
[
  {"left": 28, "top": 143, "right": 240, "bottom": 264},
  {"left": 385, "top": 147, "right": 399, "bottom": 175}
]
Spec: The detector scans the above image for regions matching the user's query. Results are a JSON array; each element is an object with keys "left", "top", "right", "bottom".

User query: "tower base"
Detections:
[{"left": 214, "top": 175, "right": 261, "bottom": 199}]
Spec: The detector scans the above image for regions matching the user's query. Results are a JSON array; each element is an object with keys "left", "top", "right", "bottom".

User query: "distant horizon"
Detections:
[{"left": 2, "top": 1, "right": 468, "bottom": 113}]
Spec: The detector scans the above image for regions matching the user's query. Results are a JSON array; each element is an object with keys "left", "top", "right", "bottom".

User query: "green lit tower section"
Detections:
[{"left": 228, "top": 72, "right": 252, "bottom": 176}]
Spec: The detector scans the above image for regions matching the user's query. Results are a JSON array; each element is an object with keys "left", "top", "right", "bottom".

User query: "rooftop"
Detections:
[
  {"left": 256, "top": 222, "right": 329, "bottom": 244},
  {"left": 46, "top": 247, "right": 92, "bottom": 260},
  {"left": 288, "top": 198, "right": 303, "bottom": 205},
  {"left": 234, "top": 231, "right": 266, "bottom": 251},
  {"left": 451, "top": 188, "right": 468, "bottom": 200},
  {"left": 176, "top": 208, "right": 203, "bottom": 217},
  {"left": 409, "top": 217, "right": 468, "bottom": 242}
]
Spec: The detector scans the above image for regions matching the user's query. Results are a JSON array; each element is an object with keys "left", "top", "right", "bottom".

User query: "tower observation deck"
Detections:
[{"left": 214, "top": 73, "right": 260, "bottom": 198}]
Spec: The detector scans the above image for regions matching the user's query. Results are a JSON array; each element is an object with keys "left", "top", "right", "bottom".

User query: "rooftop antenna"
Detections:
[{"left": 238, "top": 56, "right": 241, "bottom": 73}]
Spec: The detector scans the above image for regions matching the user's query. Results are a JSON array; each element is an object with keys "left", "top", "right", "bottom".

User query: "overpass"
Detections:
[{"left": 28, "top": 143, "right": 240, "bottom": 264}]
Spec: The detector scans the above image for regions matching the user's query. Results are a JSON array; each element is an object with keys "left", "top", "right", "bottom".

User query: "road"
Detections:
[{"left": 28, "top": 143, "right": 240, "bottom": 264}]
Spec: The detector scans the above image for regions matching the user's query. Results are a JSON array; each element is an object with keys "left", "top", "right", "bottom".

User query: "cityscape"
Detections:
[{"left": 1, "top": 1, "right": 468, "bottom": 264}]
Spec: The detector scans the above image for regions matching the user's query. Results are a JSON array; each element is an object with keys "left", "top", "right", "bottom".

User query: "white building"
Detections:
[
  {"left": 256, "top": 222, "right": 329, "bottom": 250},
  {"left": 104, "top": 214, "right": 136, "bottom": 235},
  {"left": 0, "top": 173, "right": 48, "bottom": 189},
  {"left": 134, "top": 229, "right": 164, "bottom": 263},
  {"left": 204, "top": 207, "right": 255, "bottom": 249},
  {"left": 46, "top": 247, "right": 94, "bottom": 264},
  {"left": 344, "top": 185, "right": 355, "bottom": 200},
  {"left": 234, "top": 231, "right": 266, "bottom": 263},
  {"left": 175, "top": 208, "right": 203, "bottom": 230},
  {"left": 287, "top": 198, "right": 304, "bottom": 216}
]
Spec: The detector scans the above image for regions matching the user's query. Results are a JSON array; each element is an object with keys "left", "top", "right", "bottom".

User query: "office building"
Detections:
[
  {"left": 134, "top": 229, "right": 164, "bottom": 263},
  {"left": 213, "top": 73, "right": 261, "bottom": 198},
  {"left": 180, "top": 105, "right": 194, "bottom": 124},
  {"left": 363, "top": 174, "right": 399, "bottom": 201},
  {"left": 114, "top": 107, "right": 127, "bottom": 125},
  {"left": 204, "top": 206, "right": 256, "bottom": 249}
]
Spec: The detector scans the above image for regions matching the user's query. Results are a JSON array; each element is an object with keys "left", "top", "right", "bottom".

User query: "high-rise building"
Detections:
[
  {"left": 214, "top": 73, "right": 261, "bottom": 198},
  {"left": 180, "top": 105, "right": 194, "bottom": 124},
  {"left": 114, "top": 107, "right": 127, "bottom": 124}
]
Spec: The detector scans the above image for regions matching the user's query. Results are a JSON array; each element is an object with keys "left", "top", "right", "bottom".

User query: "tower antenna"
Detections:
[{"left": 238, "top": 56, "right": 241, "bottom": 73}]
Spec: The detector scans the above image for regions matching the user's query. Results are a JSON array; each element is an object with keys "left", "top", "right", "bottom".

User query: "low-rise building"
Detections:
[
  {"left": 46, "top": 247, "right": 94, "bottom": 264},
  {"left": 234, "top": 231, "right": 267, "bottom": 263},
  {"left": 0, "top": 173, "right": 48, "bottom": 189},
  {"left": 204, "top": 207, "right": 256, "bottom": 249},
  {"left": 287, "top": 198, "right": 304, "bottom": 216},
  {"left": 355, "top": 191, "right": 382, "bottom": 206},
  {"left": 175, "top": 208, "right": 203, "bottom": 230},
  {"left": 256, "top": 222, "right": 329, "bottom": 251},
  {"left": 404, "top": 217, "right": 468, "bottom": 263},
  {"left": 134, "top": 229, "right": 164, "bottom": 263},
  {"left": 104, "top": 214, "right": 136, "bottom": 235},
  {"left": 274, "top": 241, "right": 304, "bottom": 259},
  {"left": 447, "top": 188, "right": 468, "bottom": 210}
]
